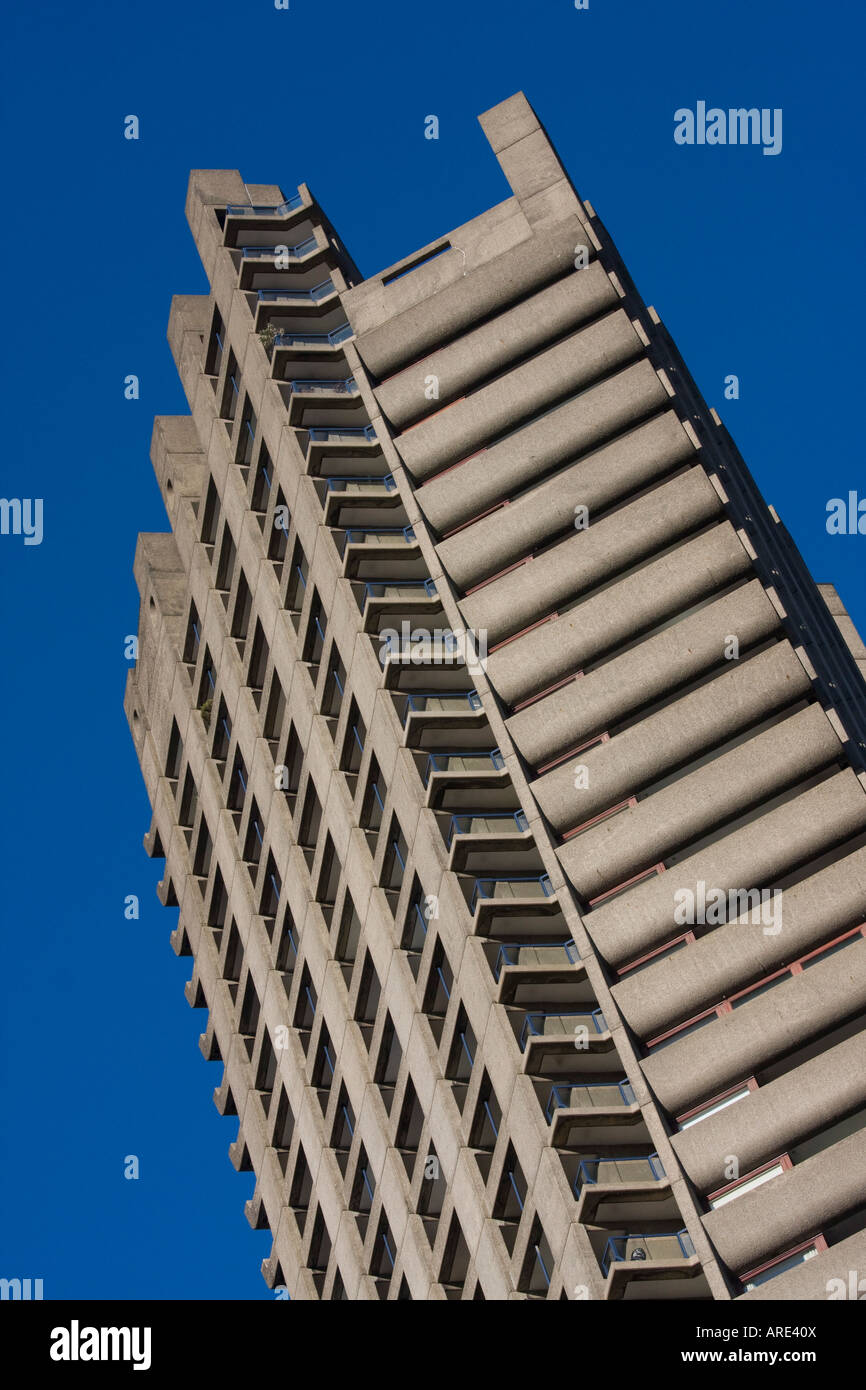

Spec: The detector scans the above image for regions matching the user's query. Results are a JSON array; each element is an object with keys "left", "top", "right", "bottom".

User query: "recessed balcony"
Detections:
[
  {"left": 237, "top": 234, "right": 321, "bottom": 287},
  {"left": 519, "top": 1008, "right": 610, "bottom": 1059},
  {"left": 306, "top": 423, "right": 378, "bottom": 476},
  {"left": 283, "top": 376, "right": 360, "bottom": 428},
  {"left": 270, "top": 322, "right": 354, "bottom": 372},
  {"left": 340, "top": 526, "right": 421, "bottom": 581},
  {"left": 421, "top": 749, "right": 507, "bottom": 810},
  {"left": 545, "top": 1078, "right": 644, "bottom": 1148},
  {"left": 319, "top": 473, "right": 401, "bottom": 528},
  {"left": 445, "top": 809, "right": 533, "bottom": 873},
  {"left": 358, "top": 578, "right": 442, "bottom": 634},
  {"left": 222, "top": 190, "right": 307, "bottom": 246},
  {"left": 572, "top": 1153, "right": 675, "bottom": 1225},
  {"left": 254, "top": 277, "right": 339, "bottom": 329},
  {"left": 491, "top": 940, "right": 585, "bottom": 1006},
  {"left": 600, "top": 1229, "right": 703, "bottom": 1301}
]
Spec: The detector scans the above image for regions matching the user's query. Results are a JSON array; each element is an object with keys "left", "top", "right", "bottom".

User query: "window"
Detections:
[
  {"left": 193, "top": 819, "right": 212, "bottom": 879},
  {"left": 316, "top": 833, "right": 341, "bottom": 925},
  {"left": 204, "top": 308, "right": 224, "bottom": 379},
  {"left": 354, "top": 952, "right": 381, "bottom": 1048},
  {"left": 335, "top": 893, "right": 362, "bottom": 984},
  {"left": 285, "top": 539, "right": 308, "bottom": 620},
  {"left": 243, "top": 797, "right": 264, "bottom": 866},
  {"left": 201, "top": 476, "right": 220, "bottom": 548},
  {"left": 312, "top": 1024, "right": 335, "bottom": 1108},
  {"left": 708, "top": 1157, "right": 790, "bottom": 1210},
  {"left": 182, "top": 602, "right": 200, "bottom": 667},
  {"left": 220, "top": 351, "right": 239, "bottom": 422},
  {"left": 493, "top": 1145, "right": 527, "bottom": 1255},
  {"left": 260, "top": 854, "right": 281, "bottom": 925},
  {"left": 396, "top": 1079, "right": 424, "bottom": 1176},
  {"left": 339, "top": 698, "right": 366, "bottom": 783},
  {"left": 445, "top": 1005, "right": 476, "bottom": 1110},
  {"left": 360, "top": 756, "right": 386, "bottom": 846},
  {"left": 269, "top": 488, "right": 289, "bottom": 567},
  {"left": 247, "top": 619, "right": 269, "bottom": 698},
  {"left": 251, "top": 445, "right": 272, "bottom": 517},
  {"left": 374, "top": 1015, "right": 402, "bottom": 1114},
  {"left": 298, "top": 781, "right": 322, "bottom": 864},
  {"left": 438, "top": 1215, "right": 470, "bottom": 1299},
  {"left": 676, "top": 1078, "right": 758, "bottom": 1131},
  {"left": 165, "top": 718, "right": 183, "bottom": 782},
  {"left": 289, "top": 1147, "right": 312, "bottom": 1236},
  {"left": 228, "top": 750, "right": 248, "bottom": 817},
  {"left": 263, "top": 673, "right": 286, "bottom": 751},
  {"left": 216, "top": 524, "right": 237, "bottom": 597},
  {"left": 237, "top": 396, "right": 257, "bottom": 467},
  {"left": 231, "top": 570, "right": 252, "bottom": 644},
  {"left": 302, "top": 590, "right": 326, "bottom": 675},
  {"left": 400, "top": 877, "right": 428, "bottom": 978},
  {"left": 212, "top": 698, "right": 231, "bottom": 763},
  {"left": 741, "top": 1238, "right": 826, "bottom": 1291},
  {"left": 469, "top": 1071, "right": 501, "bottom": 1178},
  {"left": 322, "top": 645, "right": 346, "bottom": 722},
  {"left": 380, "top": 814, "right": 408, "bottom": 902},
  {"left": 294, "top": 967, "right": 317, "bottom": 1053}
]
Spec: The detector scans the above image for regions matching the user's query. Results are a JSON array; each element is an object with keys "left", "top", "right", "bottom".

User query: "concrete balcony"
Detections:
[
  {"left": 445, "top": 810, "right": 534, "bottom": 873},
  {"left": 282, "top": 376, "right": 360, "bottom": 428},
  {"left": 519, "top": 1008, "right": 610, "bottom": 1059},
  {"left": 237, "top": 234, "right": 322, "bottom": 288},
  {"left": 572, "top": 1154, "right": 675, "bottom": 1225},
  {"left": 491, "top": 940, "right": 586, "bottom": 1007},
  {"left": 358, "top": 578, "right": 442, "bottom": 636},
  {"left": 421, "top": 750, "right": 510, "bottom": 811},
  {"left": 317, "top": 473, "right": 401, "bottom": 528},
  {"left": 400, "top": 689, "right": 485, "bottom": 747},
  {"left": 306, "top": 424, "right": 379, "bottom": 477},
  {"left": 340, "top": 526, "right": 421, "bottom": 581},
  {"left": 600, "top": 1230, "right": 704, "bottom": 1301},
  {"left": 254, "top": 277, "right": 339, "bottom": 329},
  {"left": 545, "top": 1079, "right": 645, "bottom": 1149},
  {"left": 270, "top": 322, "right": 354, "bottom": 374},
  {"left": 222, "top": 189, "right": 308, "bottom": 247}
]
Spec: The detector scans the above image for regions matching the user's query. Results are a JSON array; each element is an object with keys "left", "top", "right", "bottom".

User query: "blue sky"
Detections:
[{"left": 1, "top": 0, "right": 863, "bottom": 1299}]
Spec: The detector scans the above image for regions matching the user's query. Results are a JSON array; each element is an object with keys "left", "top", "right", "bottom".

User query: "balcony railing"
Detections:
[
  {"left": 274, "top": 323, "right": 353, "bottom": 348},
  {"left": 226, "top": 193, "right": 304, "bottom": 216},
  {"left": 311, "top": 424, "right": 377, "bottom": 442},
  {"left": 362, "top": 578, "right": 437, "bottom": 607},
  {"left": 447, "top": 810, "right": 528, "bottom": 845},
  {"left": 470, "top": 874, "right": 553, "bottom": 913},
  {"left": 288, "top": 377, "right": 358, "bottom": 396},
  {"left": 242, "top": 235, "right": 317, "bottom": 258},
  {"left": 573, "top": 1154, "right": 666, "bottom": 1198},
  {"left": 493, "top": 941, "right": 580, "bottom": 979},
  {"left": 520, "top": 1009, "right": 607, "bottom": 1051},
  {"left": 545, "top": 1079, "right": 636, "bottom": 1123},
  {"left": 326, "top": 474, "right": 396, "bottom": 493},
  {"left": 424, "top": 750, "right": 504, "bottom": 785},
  {"left": 345, "top": 525, "right": 415, "bottom": 545},
  {"left": 258, "top": 278, "right": 335, "bottom": 302},
  {"left": 601, "top": 1229, "right": 695, "bottom": 1277},
  {"left": 403, "top": 691, "right": 482, "bottom": 722}
]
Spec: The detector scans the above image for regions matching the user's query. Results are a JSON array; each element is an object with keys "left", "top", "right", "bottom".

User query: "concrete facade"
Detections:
[{"left": 125, "top": 93, "right": 866, "bottom": 1300}]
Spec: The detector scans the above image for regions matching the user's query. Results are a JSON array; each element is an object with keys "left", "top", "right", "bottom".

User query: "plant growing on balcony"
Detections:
[
  {"left": 198, "top": 697, "right": 213, "bottom": 729},
  {"left": 258, "top": 324, "right": 278, "bottom": 354}
]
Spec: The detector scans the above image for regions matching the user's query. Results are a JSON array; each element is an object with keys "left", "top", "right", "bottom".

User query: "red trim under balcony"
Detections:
[
  {"left": 488, "top": 612, "right": 558, "bottom": 654},
  {"left": 562, "top": 797, "right": 637, "bottom": 842},
  {"left": 442, "top": 499, "right": 510, "bottom": 541},
  {"left": 587, "top": 862, "right": 666, "bottom": 908}
]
